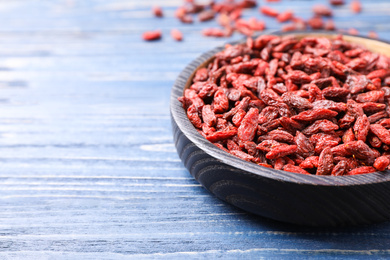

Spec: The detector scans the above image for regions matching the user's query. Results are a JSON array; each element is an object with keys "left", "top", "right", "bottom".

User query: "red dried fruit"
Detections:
[
  {"left": 347, "top": 166, "right": 376, "bottom": 175},
  {"left": 322, "top": 87, "right": 350, "bottom": 100},
  {"left": 355, "top": 90, "right": 384, "bottom": 103},
  {"left": 367, "top": 69, "right": 389, "bottom": 80},
  {"left": 368, "top": 111, "right": 388, "bottom": 124},
  {"left": 229, "top": 150, "right": 254, "bottom": 162},
  {"left": 277, "top": 10, "right": 294, "bottom": 23},
  {"left": 291, "top": 108, "right": 338, "bottom": 122},
  {"left": 260, "top": 6, "right": 279, "bottom": 17},
  {"left": 232, "top": 109, "right": 246, "bottom": 126},
  {"left": 295, "top": 131, "right": 315, "bottom": 158},
  {"left": 370, "top": 124, "right": 390, "bottom": 145},
  {"left": 206, "top": 128, "right": 237, "bottom": 142},
  {"left": 187, "top": 104, "right": 202, "bottom": 129},
  {"left": 248, "top": 18, "right": 266, "bottom": 31},
  {"left": 342, "top": 128, "right": 355, "bottom": 143},
  {"left": 313, "top": 5, "right": 333, "bottom": 17},
  {"left": 202, "top": 28, "right": 226, "bottom": 37},
  {"left": 198, "top": 10, "right": 215, "bottom": 22},
  {"left": 324, "top": 20, "right": 336, "bottom": 31},
  {"left": 171, "top": 29, "right": 183, "bottom": 41},
  {"left": 312, "top": 100, "right": 347, "bottom": 113},
  {"left": 256, "top": 140, "right": 282, "bottom": 152},
  {"left": 353, "top": 114, "right": 370, "bottom": 142},
  {"left": 260, "top": 89, "right": 283, "bottom": 106},
  {"left": 282, "top": 23, "right": 297, "bottom": 32},
  {"left": 307, "top": 16, "right": 324, "bottom": 30},
  {"left": 317, "top": 147, "right": 334, "bottom": 175},
  {"left": 142, "top": 30, "right": 162, "bottom": 41},
  {"left": 202, "top": 105, "right": 216, "bottom": 127},
  {"left": 368, "top": 31, "right": 378, "bottom": 39},
  {"left": 259, "top": 129, "right": 295, "bottom": 144},
  {"left": 344, "top": 140, "right": 377, "bottom": 164},
  {"left": 213, "top": 89, "right": 229, "bottom": 113},
  {"left": 330, "top": 0, "right": 344, "bottom": 6},
  {"left": 360, "top": 102, "right": 386, "bottom": 113},
  {"left": 302, "top": 119, "right": 339, "bottom": 135},
  {"left": 374, "top": 156, "right": 390, "bottom": 171},
  {"left": 348, "top": 28, "right": 359, "bottom": 35},
  {"left": 152, "top": 6, "right": 163, "bottom": 17},
  {"left": 331, "top": 144, "right": 352, "bottom": 157},
  {"left": 283, "top": 164, "right": 310, "bottom": 175},
  {"left": 351, "top": 0, "right": 362, "bottom": 13},
  {"left": 331, "top": 161, "right": 348, "bottom": 176},
  {"left": 282, "top": 92, "right": 313, "bottom": 110},
  {"left": 266, "top": 144, "right": 297, "bottom": 159},
  {"left": 300, "top": 156, "right": 319, "bottom": 169},
  {"left": 274, "top": 158, "right": 285, "bottom": 170},
  {"left": 238, "top": 108, "right": 259, "bottom": 142}
]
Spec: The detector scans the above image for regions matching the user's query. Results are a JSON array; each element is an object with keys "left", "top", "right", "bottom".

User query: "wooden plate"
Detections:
[{"left": 170, "top": 32, "right": 390, "bottom": 227}]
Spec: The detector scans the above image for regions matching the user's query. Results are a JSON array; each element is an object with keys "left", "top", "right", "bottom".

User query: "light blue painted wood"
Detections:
[{"left": 0, "top": 0, "right": 390, "bottom": 259}]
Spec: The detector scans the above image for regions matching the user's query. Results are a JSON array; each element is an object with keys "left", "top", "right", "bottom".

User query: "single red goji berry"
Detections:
[
  {"left": 259, "top": 6, "right": 278, "bottom": 17},
  {"left": 152, "top": 6, "right": 163, "bottom": 17},
  {"left": 351, "top": 0, "right": 362, "bottom": 13},
  {"left": 142, "top": 30, "right": 162, "bottom": 41},
  {"left": 171, "top": 29, "right": 183, "bottom": 41},
  {"left": 283, "top": 164, "right": 310, "bottom": 175}
]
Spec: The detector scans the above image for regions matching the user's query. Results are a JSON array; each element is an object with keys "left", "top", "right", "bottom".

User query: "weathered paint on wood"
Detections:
[{"left": 1, "top": 0, "right": 390, "bottom": 259}]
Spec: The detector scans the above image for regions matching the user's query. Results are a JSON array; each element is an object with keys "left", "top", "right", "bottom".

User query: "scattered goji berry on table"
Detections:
[
  {"left": 142, "top": 30, "right": 162, "bottom": 41},
  {"left": 351, "top": 0, "right": 362, "bottom": 13},
  {"left": 152, "top": 6, "right": 163, "bottom": 17},
  {"left": 171, "top": 29, "right": 183, "bottom": 41}
]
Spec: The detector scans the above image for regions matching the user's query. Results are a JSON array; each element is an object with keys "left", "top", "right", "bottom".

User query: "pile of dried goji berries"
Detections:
[{"left": 178, "top": 34, "right": 390, "bottom": 175}]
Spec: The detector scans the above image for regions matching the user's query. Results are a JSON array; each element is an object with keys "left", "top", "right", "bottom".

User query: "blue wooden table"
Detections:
[{"left": 1, "top": 0, "right": 390, "bottom": 259}]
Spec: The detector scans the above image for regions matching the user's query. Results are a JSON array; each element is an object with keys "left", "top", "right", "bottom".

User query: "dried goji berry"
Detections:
[
  {"left": 142, "top": 30, "right": 162, "bottom": 41},
  {"left": 291, "top": 108, "right": 338, "bottom": 122},
  {"left": 351, "top": 0, "right": 362, "bottom": 13},
  {"left": 344, "top": 140, "right": 377, "bottom": 164},
  {"left": 370, "top": 124, "right": 390, "bottom": 145},
  {"left": 374, "top": 156, "right": 390, "bottom": 171},
  {"left": 353, "top": 114, "right": 370, "bottom": 142},
  {"left": 187, "top": 104, "right": 202, "bottom": 129},
  {"left": 213, "top": 89, "right": 229, "bottom": 113},
  {"left": 331, "top": 161, "right": 348, "bottom": 176},
  {"left": 283, "top": 164, "right": 310, "bottom": 175},
  {"left": 277, "top": 10, "right": 294, "bottom": 23},
  {"left": 260, "top": 6, "right": 278, "bottom": 17},
  {"left": 330, "top": 0, "right": 345, "bottom": 6},
  {"left": 347, "top": 166, "right": 376, "bottom": 175},
  {"left": 300, "top": 156, "right": 319, "bottom": 169},
  {"left": 198, "top": 10, "right": 215, "bottom": 22},
  {"left": 152, "top": 6, "right": 163, "bottom": 17},
  {"left": 313, "top": 5, "right": 333, "bottom": 17},
  {"left": 302, "top": 119, "right": 339, "bottom": 135},
  {"left": 266, "top": 144, "right": 297, "bottom": 160},
  {"left": 206, "top": 128, "right": 238, "bottom": 142},
  {"left": 295, "top": 131, "right": 315, "bottom": 158},
  {"left": 238, "top": 108, "right": 259, "bottom": 142},
  {"left": 171, "top": 29, "right": 183, "bottom": 41},
  {"left": 202, "top": 105, "right": 217, "bottom": 127},
  {"left": 317, "top": 147, "right": 334, "bottom": 175}
]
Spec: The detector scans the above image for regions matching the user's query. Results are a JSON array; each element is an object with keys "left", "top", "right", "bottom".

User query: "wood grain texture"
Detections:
[{"left": 1, "top": 0, "right": 390, "bottom": 258}]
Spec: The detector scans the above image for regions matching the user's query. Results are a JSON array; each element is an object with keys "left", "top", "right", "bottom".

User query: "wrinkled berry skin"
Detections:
[{"left": 180, "top": 35, "right": 390, "bottom": 175}]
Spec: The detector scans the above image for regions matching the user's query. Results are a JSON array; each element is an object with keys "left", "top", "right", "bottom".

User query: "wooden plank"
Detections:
[{"left": 0, "top": 0, "right": 389, "bottom": 258}]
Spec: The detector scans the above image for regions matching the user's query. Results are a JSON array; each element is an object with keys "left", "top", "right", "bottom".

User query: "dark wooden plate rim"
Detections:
[{"left": 171, "top": 31, "right": 390, "bottom": 186}]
